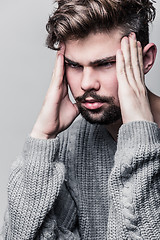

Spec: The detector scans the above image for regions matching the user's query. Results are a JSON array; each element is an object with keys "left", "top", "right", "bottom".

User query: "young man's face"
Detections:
[{"left": 65, "top": 29, "right": 123, "bottom": 125}]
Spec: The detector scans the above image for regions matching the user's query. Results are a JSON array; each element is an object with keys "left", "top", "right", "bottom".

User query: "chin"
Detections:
[{"left": 79, "top": 106, "right": 122, "bottom": 125}]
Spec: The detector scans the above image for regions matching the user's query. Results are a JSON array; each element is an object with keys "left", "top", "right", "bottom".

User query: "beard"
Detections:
[{"left": 75, "top": 91, "right": 121, "bottom": 125}]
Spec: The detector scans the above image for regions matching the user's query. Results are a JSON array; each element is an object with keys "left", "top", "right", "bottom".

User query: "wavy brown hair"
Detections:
[{"left": 46, "top": 0, "right": 156, "bottom": 50}]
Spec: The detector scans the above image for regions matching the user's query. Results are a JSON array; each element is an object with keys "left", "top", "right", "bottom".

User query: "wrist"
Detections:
[
  {"left": 30, "top": 127, "right": 57, "bottom": 139},
  {"left": 117, "top": 121, "right": 159, "bottom": 150}
]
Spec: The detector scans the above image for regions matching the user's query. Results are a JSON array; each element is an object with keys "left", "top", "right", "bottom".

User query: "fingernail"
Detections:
[
  {"left": 137, "top": 41, "right": 141, "bottom": 47},
  {"left": 116, "top": 49, "right": 123, "bottom": 56},
  {"left": 58, "top": 44, "right": 65, "bottom": 55},
  {"left": 124, "top": 37, "right": 129, "bottom": 44},
  {"left": 60, "top": 44, "right": 64, "bottom": 50},
  {"left": 130, "top": 32, "right": 136, "bottom": 40}
]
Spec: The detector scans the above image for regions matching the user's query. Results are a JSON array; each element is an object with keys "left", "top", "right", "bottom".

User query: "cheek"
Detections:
[
  {"left": 100, "top": 70, "right": 120, "bottom": 105},
  {"left": 101, "top": 69, "right": 118, "bottom": 92},
  {"left": 108, "top": 72, "right": 119, "bottom": 102},
  {"left": 66, "top": 69, "right": 82, "bottom": 95}
]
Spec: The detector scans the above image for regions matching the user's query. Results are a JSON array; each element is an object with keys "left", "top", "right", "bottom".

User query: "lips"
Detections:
[{"left": 81, "top": 98, "right": 104, "bottom": 110}]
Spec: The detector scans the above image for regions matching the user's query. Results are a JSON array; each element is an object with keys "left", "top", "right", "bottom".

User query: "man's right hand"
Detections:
[{"left": 30, "top": 45, "right": 79, "bottom": 139}]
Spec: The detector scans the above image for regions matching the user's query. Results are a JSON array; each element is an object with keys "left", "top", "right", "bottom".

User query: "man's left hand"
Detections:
[{"left": 116, "top": 32, "right": 154, "bottom": 124}]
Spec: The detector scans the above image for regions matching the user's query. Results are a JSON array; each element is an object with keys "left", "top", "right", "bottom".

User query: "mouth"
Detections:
[{"left": 81, "top": 98, "right": 104, "bottom": 110}]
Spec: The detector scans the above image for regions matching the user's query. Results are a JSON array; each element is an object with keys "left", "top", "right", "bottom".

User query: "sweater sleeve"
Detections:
[
  {"left": 107, "top": 121, "right": 160, "bottom": 240},
  {"left": 2, "top": 136, "right": 66, "bottom": 240}
]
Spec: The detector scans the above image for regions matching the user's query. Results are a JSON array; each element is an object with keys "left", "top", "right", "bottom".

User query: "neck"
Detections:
[
  {"left": 105, "top": 119, "right": 122, "bottom": 142},
  {"left": 105, "top": 90, "right": 160, "bottom": 141}
]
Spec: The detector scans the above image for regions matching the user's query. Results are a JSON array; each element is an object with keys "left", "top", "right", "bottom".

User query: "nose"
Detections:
[{"left": 81, "top": 67, "right": 100, "bottom": 91}]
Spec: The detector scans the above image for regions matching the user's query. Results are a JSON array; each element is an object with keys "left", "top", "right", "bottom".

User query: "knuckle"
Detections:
[
  {"left": 140, "top": 87, "right": 147, "bottom": 96},
  {"left": 125, "top": 61, "right": 132, "bottom": 70},
  {"left": 135, "top": 85, "right": 146, "bottom": 97},
  {"left": 134, "top": 61, "right": 139, "bottom": 67},
  {"left": 119, "top": 68, "right": 125, "bottom": 76}
]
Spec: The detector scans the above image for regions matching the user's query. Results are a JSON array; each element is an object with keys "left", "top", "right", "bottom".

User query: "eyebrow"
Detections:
[
  {"left": 64, "top": 57, "right": 81, "bottom": 67},
  {"left": 64, "top": 55, "right": 116, "bottom": 67}
]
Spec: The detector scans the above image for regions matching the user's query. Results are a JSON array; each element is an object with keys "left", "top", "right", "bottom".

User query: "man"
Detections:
[{"left": 3, "top": 0, "right": 160, "bottom": 239}]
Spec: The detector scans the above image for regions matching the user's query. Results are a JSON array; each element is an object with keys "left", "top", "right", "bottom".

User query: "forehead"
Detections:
[{"left": 65, "top": 29, "right": 123, "bottom": 64}]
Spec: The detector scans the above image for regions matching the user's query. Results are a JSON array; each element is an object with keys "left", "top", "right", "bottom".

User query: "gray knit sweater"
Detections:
[{"left": 2, "top": 118, "right": 160, "bottom": 239}]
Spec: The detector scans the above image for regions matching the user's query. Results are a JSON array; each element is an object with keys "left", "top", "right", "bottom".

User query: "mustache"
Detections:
[{"left": 75, "top": 91, "right": 115, "bottom": 104}]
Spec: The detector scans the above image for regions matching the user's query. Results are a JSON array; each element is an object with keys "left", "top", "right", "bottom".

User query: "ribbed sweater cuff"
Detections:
[
  {"left": 117, "top": 121, "right": 160, "bottom": 151},
  {"left": 23, "top": 136, "right": 60, "bottom": 164}
]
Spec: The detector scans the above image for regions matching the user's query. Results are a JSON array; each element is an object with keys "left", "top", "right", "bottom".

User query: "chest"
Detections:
[{"left": 65, "top": 131, "right": 116, "bottom": 239}]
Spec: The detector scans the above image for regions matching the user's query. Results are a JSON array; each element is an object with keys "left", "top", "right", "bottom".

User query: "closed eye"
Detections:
[
  {"left": 65, "top": 61, "right": 83, "bottom": 69},
  {"left": 96, "top": 61, "right": 116, "bottom": 68}
]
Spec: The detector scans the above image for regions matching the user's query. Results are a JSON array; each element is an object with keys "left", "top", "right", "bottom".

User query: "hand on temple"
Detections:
[
  {"left": 116, "top": 32, "right": 154, "bottom": 124},
  {"left": 31, "top": 45, "right": 79, "bottom": 139}
]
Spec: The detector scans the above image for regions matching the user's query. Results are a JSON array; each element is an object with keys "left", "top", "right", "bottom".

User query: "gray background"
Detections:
[{"left": 0, "top": 0, "right": 160, "bottom": 231}]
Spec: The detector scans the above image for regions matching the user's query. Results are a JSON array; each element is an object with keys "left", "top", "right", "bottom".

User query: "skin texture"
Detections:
[
  {"left": 31, "top": 29, "right": 158, "bottom": 140},
  {"left": 31, "top": 45, "right": 79, "bottom": 139},
  {"left": 116, "top": 33, "right": 154, "bottom": 123},
  {"left": 65, "top": 30, "right": 122, "bottom": 127}
]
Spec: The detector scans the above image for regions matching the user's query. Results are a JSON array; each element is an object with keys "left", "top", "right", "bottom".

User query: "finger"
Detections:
[
  {"left": 58, "top": 43, "right": 65, "bottom": 55},
  {"left": 129, "top": 33, "right": 142, "bottom": 86},
  {"left": 137, "top": 41, "right": 144, "bottom": 84},
  {"left": 116, "top": 48, "right": 128, "bottom": 87},
  {"left": 53, "top": 44, "right": 65, "bottom": 75},
  {"left": 54, "top": 53, "right": 65, "bottom": 83},
  {"left": 121, "top": 36, "right": 136, "bottom": 89},
  {"left": 51, "top": 50, "right": 65, "bottom": 89}
]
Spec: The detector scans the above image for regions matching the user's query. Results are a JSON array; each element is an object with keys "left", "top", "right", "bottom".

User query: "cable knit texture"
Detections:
[{"left": 2, "top": 118, "right": 160, "bottom": 239}]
